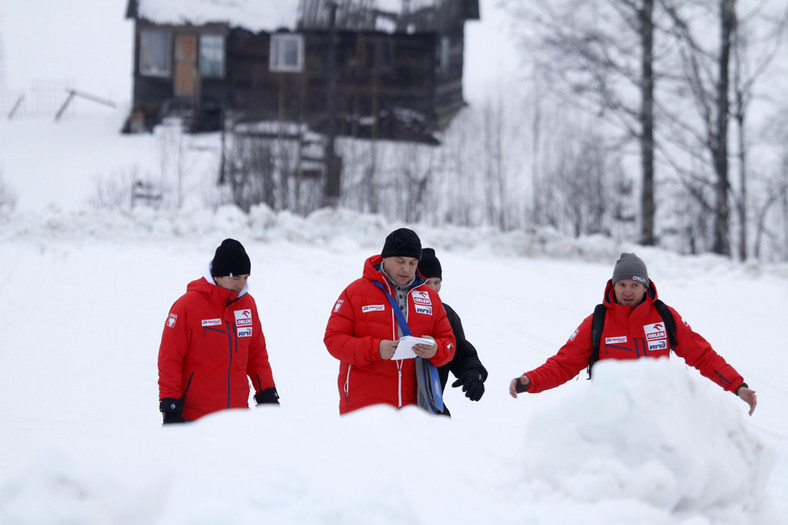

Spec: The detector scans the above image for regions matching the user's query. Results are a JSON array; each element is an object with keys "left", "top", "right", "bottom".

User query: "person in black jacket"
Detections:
[{"left": 418, "top": 248, "right": 488, "bottom": 416}]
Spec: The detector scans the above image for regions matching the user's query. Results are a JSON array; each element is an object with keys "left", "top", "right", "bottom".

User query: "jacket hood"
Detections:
[
  {"left": 602, "top": 278, "right": 658, "bottom": 309},
  {"left": 185, "top": 264, "right": 248, "bottom": 306},
  {"left": 200, "top": 261, "right": 249, "bottom": 296}
]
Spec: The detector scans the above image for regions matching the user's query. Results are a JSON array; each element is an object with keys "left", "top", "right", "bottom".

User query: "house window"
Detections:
[
  {"left": 200, "top": 34, "right": 225, "bottom": 77},
  {"left": 270, "top": 33, "right": 304, "bottom": 73},
  {"left": 140, "top": 30, "right": 171, "bottom": 77}
]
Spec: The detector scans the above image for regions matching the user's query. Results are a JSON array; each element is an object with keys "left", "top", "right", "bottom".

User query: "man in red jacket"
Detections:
[
  {"left": 509, "top": 253, "right": 757, "bottom": 415},
  {"left": 324, "top": 228, "right": 456, "bottom": 415},
  {"left": 158, "top": 239, "right": 279, "bottom": 424}
]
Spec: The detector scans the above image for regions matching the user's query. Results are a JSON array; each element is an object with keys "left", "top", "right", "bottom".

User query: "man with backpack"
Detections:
[{"left": 509, "top": 253, "right": 757, "bottom": 415}]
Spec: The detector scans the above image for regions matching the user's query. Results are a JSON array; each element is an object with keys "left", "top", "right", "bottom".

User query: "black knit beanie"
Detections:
[
  {"left": 381, "top": 228, "right": 422, "bottom": 260},
  {"left": 211, "top": 239, "right": 251, "bottom": 277},
  {"left": 612, "top": 252, "right": 648, "bottom": 286},
  {"left": 418, "top": 248, "right": 442, "bottom": 279}
]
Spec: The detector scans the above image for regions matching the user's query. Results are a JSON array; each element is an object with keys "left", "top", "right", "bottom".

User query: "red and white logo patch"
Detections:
[
  {"left": 235, "top": 309, "right": 253, "bottom": 327},
  {"left": 166, "top": 313, "right": 178, "bottom": 328},
  {"left": 411, "top": 291, "right": 432, "bottom": 306},
  {"left": 644, "top": 322, "right": 667, "bottom": 341}
]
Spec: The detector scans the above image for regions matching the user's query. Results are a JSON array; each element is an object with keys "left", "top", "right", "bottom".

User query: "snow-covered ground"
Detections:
[{"left": 1, "top": 109, "right": 787, "bottom": 524}]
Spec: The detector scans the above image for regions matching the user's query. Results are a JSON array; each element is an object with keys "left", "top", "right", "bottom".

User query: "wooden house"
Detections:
[{"left": 123, "top": 0, "right": 479, "bottom": 144}]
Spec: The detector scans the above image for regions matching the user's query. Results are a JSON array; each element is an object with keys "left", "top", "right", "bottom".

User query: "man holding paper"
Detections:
[{"left": 324, "top": 228, "right": 456, "bottom": 415}]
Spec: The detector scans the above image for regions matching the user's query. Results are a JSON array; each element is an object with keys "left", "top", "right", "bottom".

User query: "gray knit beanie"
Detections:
[{"left": 612, "top": 253, "right": 649, "bottom": 286}]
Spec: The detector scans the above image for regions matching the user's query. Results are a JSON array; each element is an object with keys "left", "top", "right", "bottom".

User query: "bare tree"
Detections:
[
  {"left": 731, "top": 3, "right": 787, "bottom": 259},
  {"left": 226, "top": 135, "right": 277, "bottom": 213},
  {"left": 505, "top": 0, "right": 659, "bottom": 245},
  {"left": 659, "top": 0, "right": 787, "bottom": 257},
  {"left": 0, "top": 172, "right": 18, "bottom": 213},
  {"left": 660, "top": 0, "right": 736, "bottom": 256}
]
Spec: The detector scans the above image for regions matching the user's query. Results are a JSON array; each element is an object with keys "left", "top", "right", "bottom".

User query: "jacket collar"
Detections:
[
  {"left": 362, "top": 254, "right": 426, "bottom": 293},
  {"left": 602, "top": 278, "right": 658, "bottom": 310}
]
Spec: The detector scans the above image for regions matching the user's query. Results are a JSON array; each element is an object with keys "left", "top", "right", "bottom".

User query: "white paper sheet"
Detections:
[{"left": 392, "top": 336, "right": 435, "bottom": 360}]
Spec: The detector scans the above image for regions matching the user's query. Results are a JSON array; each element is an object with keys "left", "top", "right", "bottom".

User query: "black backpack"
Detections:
[{"left": 587, "top": 299, "right": 677, "bottom": 378}]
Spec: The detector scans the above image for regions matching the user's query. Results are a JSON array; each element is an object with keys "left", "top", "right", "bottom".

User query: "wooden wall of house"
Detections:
[
  {"left": 129, "top": 17, "right": 468, "bottom": 141},
  {"left": 226, "top": 28, "right": 466, "bottom": 138},
  {"left": 130, "top": 21, "right": 230, "bottom": 129}
]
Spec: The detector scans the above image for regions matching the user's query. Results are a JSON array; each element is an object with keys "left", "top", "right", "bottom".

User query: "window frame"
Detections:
[
  {"left": 139, "top": 29, "right": 172, "bottom": 77},
  {"left": 199, "top": 33, "right": 225, "bottom": 78},
  {"left": 270, "top": 33, "right": 305, "bottom": 73}
]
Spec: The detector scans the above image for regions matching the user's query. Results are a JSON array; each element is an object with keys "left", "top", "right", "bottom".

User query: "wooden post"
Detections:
[
  {"left": 54, "top": 91, "right": 76, "bottom": 121},
  {"left": 7, "top": 94, "right": 24, "bottom": 119}
]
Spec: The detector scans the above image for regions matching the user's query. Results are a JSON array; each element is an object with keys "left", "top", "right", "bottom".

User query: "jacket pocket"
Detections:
[{"left": 343, "top": 365, "right": 352, "bottom": 400}]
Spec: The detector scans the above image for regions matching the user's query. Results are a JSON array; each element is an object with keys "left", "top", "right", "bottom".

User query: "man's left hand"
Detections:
[{"left": 412, "top": 335, "right": 437, "bottom": 359}]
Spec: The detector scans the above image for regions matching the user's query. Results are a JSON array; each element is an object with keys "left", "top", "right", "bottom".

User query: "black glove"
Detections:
[
  {"left": 159, "top": 397, "right": 185, "bottom": 424},
  {"left": 255, "top": 387, "right": 280, "bottom": 405},
  {"left": 451, "top": 370, "right": 485, "bottom": 401}
]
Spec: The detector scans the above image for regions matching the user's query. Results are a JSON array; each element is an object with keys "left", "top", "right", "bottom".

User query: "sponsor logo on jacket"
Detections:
[
  {"left": 605, "top": 336, "right": 627, "bottom": 344},
  {"left": 166, "top": 313, "right": 178, "bottom": 328},
  {"left": 333, "top": 299, "right": 344, "bottom": 313},
  {"left": 237, "top": 327, "right": 252, "bottom": 338},
  {"left": 649, "top": 339, "right": 668, "bottom": 351},
  {"left": 644, "top": 323, "right": 667, "bottom": 341},
  {"left": 411, "top": 291, "right": 432, "bottom": 306},
  {"left": 362, "top": 304, "right": 385, "bottom": 313},
  {"left": 201, "top": 318, "right": 222, "bottom": 327},
  {"left": 415, "top": 305, "right": 433, "bottom": 315},
  {"left": 235, "top": 309, "right": 253, "bottom": 327},
  {"left": 644, "top": 322, "right": 668, "bottom": 351}
]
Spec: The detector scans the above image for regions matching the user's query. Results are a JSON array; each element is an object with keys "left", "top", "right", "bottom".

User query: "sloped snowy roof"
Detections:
[
  {"left": 129, "top": 0, "right": 476, "bottom": 34},
  {"left": 132, "top": 0, "right": 300, "bottom": 32}
]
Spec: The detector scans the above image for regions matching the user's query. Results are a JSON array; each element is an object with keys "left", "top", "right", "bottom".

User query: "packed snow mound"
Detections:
[{"left": 522, "top": 358, "right": 774, "bottom": 519}]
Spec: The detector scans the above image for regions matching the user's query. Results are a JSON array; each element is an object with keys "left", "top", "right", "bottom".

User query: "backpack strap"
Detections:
[
  {"left": 587, "top": 304, "right": 607, "bottom": 378},
  {"left": 653, "top": 299, "right": 677, "bottom": 349},
  {"left": 371, "top": 281, "right": 412, "bottom": 336}
]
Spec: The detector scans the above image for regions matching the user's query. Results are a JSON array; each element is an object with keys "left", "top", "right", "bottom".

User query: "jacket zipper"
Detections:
[
  {"left": 226, "top": 320, "right": 234, "bottom": 409},
  {"left": 344, "top": 365, "right": 352, "bottom": 400},
  {"left": 387, "top": 281, "right": 408, "bottom": 408},
  {"left": 397, "top": 361, "right": 403, "bottom": 408}
]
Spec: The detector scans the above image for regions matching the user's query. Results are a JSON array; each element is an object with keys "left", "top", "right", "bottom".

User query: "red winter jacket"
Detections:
[
  {"left": 158, "top": 275, "right": 276, "bottom": 421},
  {"left": 324, "top": 255, "right": 456, "bottom": 414},
  {"left": 525, "top": 279, "right": 745, "bottom": 394}
]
